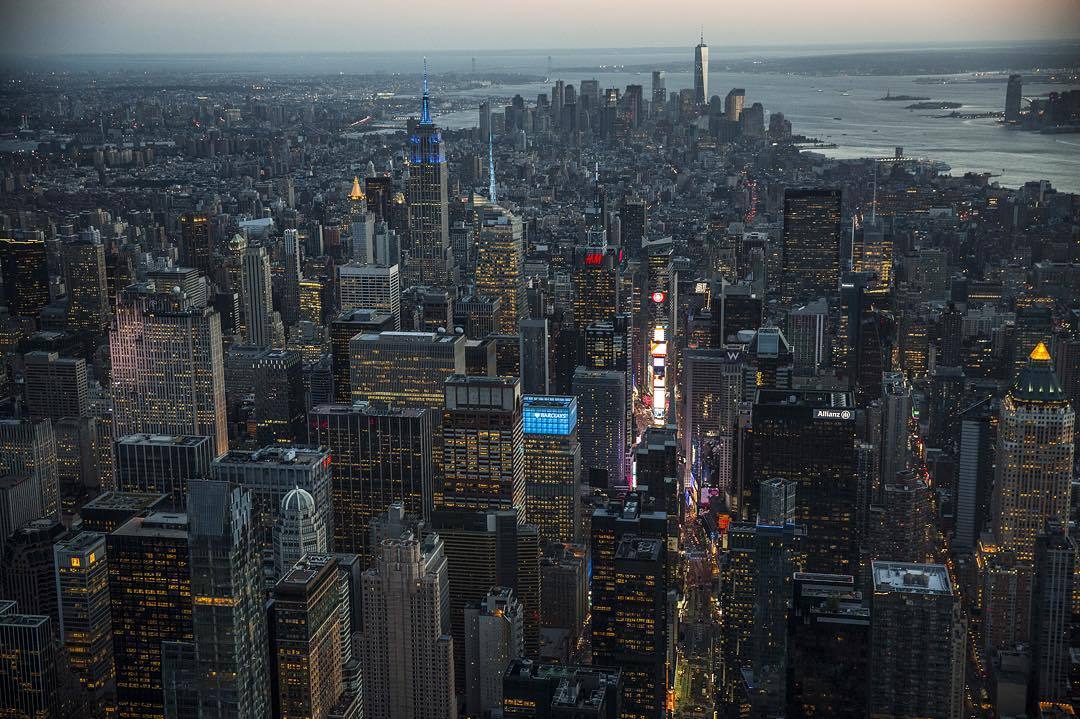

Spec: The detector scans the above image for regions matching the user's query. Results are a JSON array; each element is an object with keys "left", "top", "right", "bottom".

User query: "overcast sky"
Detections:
[{"left": 3, "top": 0, "right": 1078, "bottom": 55}]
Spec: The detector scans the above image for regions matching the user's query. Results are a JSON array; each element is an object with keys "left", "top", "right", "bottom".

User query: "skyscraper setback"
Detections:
[{"left": 405, "top": 63, "right": 452, "bottom": 288}]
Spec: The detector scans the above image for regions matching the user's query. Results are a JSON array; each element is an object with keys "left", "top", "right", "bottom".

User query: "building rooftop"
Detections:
[
  {"left": 214, "top": 446, "right": 329, "bottom": 467},
  {"left": 872, "top": 561, "right": 953, "bottom": 596},
  {"left": 614, "top": 536, "right": 663, "bottom": 562},
  {"left": 112, "top": 512, "right": 189, "bottom": 540},
  {"left": 116, "top": 434, "right": 210, "bottom": 447},
  {"left": 81, "top": 490, "right": 169, "bottom": 512}
]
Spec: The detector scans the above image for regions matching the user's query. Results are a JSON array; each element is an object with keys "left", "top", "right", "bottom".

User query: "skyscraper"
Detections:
[
  {"left": 114, "top": 434, "right": 215, "bottom": 510},
  {"left": 243, "top": 244, "right": 276, "bottom": 348},
  {"left": 0, "top": 417, "right": 59, "bottom": 520},
  {"left": 405, "top": 63, "right": 452, "bottom": 288},
  {"left": 1005, "top": 74, "right": 1023, "bottom": 122},
  {"left": 349, "top": 330, "right": 465, "bottom": 410},
  {"left": 54, "top": 531, "right": 114, "bottom": 699},
  {"left": 251, "top": 348, "right": 306, "bottom": 445},
  {"left": 23, "top": 351, "right": 88, "bottom": 422},
  {"left": 502, "top": 661, "right": 622, "bottom": 719},
  {"left": 185, "top": 478, "right": 270, "bottom": 719},
  {"left": 779, "top": 189, "right": 843, "bottom": 304},
  {"left": 522, "top": 395, "right": 582, "bottom": 543},
  {"left": 0, "top": 232, "right": 49, "bottom": 318},
  {"left": 745, "top": 389, "right": 858, "bottom": 575},
  {"left": 724, "top": 87, "right": 746, "bottom": 121},
  {"left": 273, "top": 487, "right": 327, "bottom": 576},
  {"left": 280, "top": 228, "right": 303, "bottom": 327},
  {"left": 464, "top": 586, "right": 524, "bottom": 718},
  {"left": 329, "top": 308, "right": 397, "bottom": 402},
  {"left": 992, "top": 343, "right": 1074, "bottom": 562},
  {"left": 108, "top": 512, "right": 193, "bottom": 719},
  {"left": 869, "top": 562, "right": 966, "bottom": 719},
  {"left": 63, "top": 233, "right": 111, "bottom": 337},
  {"left": 572, "top": 368, "right": 627, "bottom": 489},
  {"left": 1031, "top": 522, "right": 1075, "bottom": 704},
  {"left": 361, "top": 531, "right": 456, "bottom": 719},
  {"left": 179, "top": 212, "right": 213, "bottom": 278},
  {"left": 475, "top": 200, "right": 525, "bottom": 334},
  {"left": 110, "top": 289, "right": 228, "bottom": 456},
  {"left": 308, "top": 402, "right": 434, "bottom": 561},
  {"left": 0, "top": 600, "right": 60, "bottom": 719},
  {"left": 693, "top": 35, "right": 709, "bottom": 106},
  {"left": 437, "top": 374, "right": 525, "bottom": 516},
  {"left": 338, "top": 262, "right": 402, "bottom": 328},
  {"left": 271, "top": 556, "right": 344, "bottom": 719}
]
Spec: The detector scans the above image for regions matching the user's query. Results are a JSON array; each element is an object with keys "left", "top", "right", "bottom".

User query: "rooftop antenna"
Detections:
[
  {"left": 700, "top": 27, "right": 704, "bottom": 44},
  {"left": 594, "top": 161, "right": 599, "bottom": 183},
  {"left": 488, "top": 129, "right": 497, "bottom": 203},
  {"left": 420, "top": 57, "right": 432, "bottom": 125}
]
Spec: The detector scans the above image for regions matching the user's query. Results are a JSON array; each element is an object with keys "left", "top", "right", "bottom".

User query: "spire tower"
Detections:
[
  {"left": 488, "top": 130, "right": 497, "bottom": 203},
  {"left": 420, "top": 57, "right": 432, "bottom": 125}
]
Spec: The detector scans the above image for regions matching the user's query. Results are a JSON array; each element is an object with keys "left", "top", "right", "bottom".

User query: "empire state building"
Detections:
[{"left": 405, "top": 61, "right": 452, "bottom": 288}]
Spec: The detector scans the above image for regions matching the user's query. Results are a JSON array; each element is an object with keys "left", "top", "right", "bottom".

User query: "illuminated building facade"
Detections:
[
  {"left": 0, "top": 417, "right": 59, "bottom": 520},
  {"left": 572, "top": 246, "right": 618, "bottom": 331},
  {"left": 779, "top": 189, "right": 842, "bottom": 304},
  {"left": 63, "top": 234, "right": 110, "bottom": 337},
  {"left": 522, "top": 395, "right": 581, "bottom": 543},
  {"left": 329, "top": 309, "right": 396, "bottom": 403},
  {"left": 683, "top": 348, "right": 744, "bottom": 495},
  {"left": 298, "top": 279, "right": 323, "bottom": 325},
  {"left": 405, "top": 65, "right": 452, "bottom": 288},
  {"left": 54, "top": 531, "right": 114, "bottom": 698},
  {"left": 308, "top": 402, "right": 433, "bottom": 562},
  {"left": 243, "top": 245, "right": 276, "bottom": 348},
  {"left": 437, "top": 375, "right": 525, "bottom": 516},
  {"left": 992, "top": 343, "right": 1075, "bottom": 563},
  {"left": 475, "top": 201, "right": 525, "bottom": 335},
  {"left": 0, "top": 601, "right": 60, "bottom": 719},
  {"left": 349, "top": 330, "right": 465, "bottom": 410},
  {"left": 107, "top": 512, "right": 193, "bottom": 719},
  {"left": 272, "top": 556, "right": 343, "bottom": 719},
  {"left": 0, "top": 232, "right": 49, "bottom": 318},
  {"left": 109, "top": 289, "right": 228, "bottom": 456},
  {"left": 337, "top": 262, "right": 401, "bottom": 329}
]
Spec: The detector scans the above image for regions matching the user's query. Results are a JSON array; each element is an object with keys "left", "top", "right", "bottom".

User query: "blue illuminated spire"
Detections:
[
  {"left": 488, "top": 130, "right": 497, "bottom": 203},
  {"left": 420, "top": 57, "right": 432, "bottom": 125}
]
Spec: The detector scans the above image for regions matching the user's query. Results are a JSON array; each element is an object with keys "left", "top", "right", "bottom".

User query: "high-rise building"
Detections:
[
  {"left": 0, "top": 475, "right": 43, "bottom": 558},
  {"left": 786, "top": 299, "right": 827, "bottom": 371},
  {"left": 54, "top": 531, "right": 114, "bottom": 699},
  {"left": 0, "top": 232, "right": 50, "bottom": 318},
  {"left": 338, "top": 262, "right": 401, "bottom": 329},
  {"left": 114, "top": 434, "right": 215, "bottom": 510},
  {"left": 992, "top": 343, "right": 1074, "bottom": 562},
  {"left": 0, "top": 417, "right": 59, "bottom": 520},
  {"left": 745, "top": 389, "right": 858, "bottom": 575},
  {"left": 361, "top": 531, "right": 456, "bottom": 719},
  {"left": 1005, "top": 74, "right": 1023, "bottom": 122},
  {"left": 725, "top": 87, "right": 746, "bottom": 121},
  {"left": 108, "top": 512, "right": 193, "bottom": 719},
  {"left": 308, "top": 402, "right": 434, "bottom": 561},
  {"left": 475, "top": 201, "right": 525, "bottom": 334},
  {"left": 683, "top": 347, "right": 744, "bottom": 495},
  {"left": 329, "top": 308, "right": 396, "bottom": 402},
  {"left": 464, "top": 586, "right": 524, "bottom": 717},
  {"left": 271, "top": 556, "right": 344, "bottom": 719},
  {"left": 0, "top": 600, "right": 60, "bottom": 719},
  {"left": 0, "top": 519, "right": 66, "bottom": 634},
  {"left": 779, "top": 189, "right": 842, "bottom": 304},
  {"left": 405, "top": 66, "right": 452, "bottom": 288},
  {"left": 602, "top": 536, "right": 669, "bottom": 719},
  {"left": 185, "top": 478, "right": 270, "bottom": 718},
  {"left": 519, "top": 319, "right": 550, "bottom": 395},
  {"left": 251, "top": 348, "right": 306, "bottom": 445},
  {"left": 693, "top": 35, "right": 709, "bottom": 106},
  {"left": 110, "top": 289, "right": 228, "bottom": 455},
  {"left": 210, "top": 446, "right": 332, "bottom": 569},
  {"left": 242, "top": 245, "right": 276, "bottom": 348},
  {"left": 63, "top": 233, "right": 110, "bottom": 337},
  {"left": 539, "top": 542, "right": 589, "bottom": 659},
  {"left": 522, "top": 395, "right": 581, "bottom": 543},
  {"left": 1031, "top": 522, "right": 1075, "bottom": 704},
  {"left": 280, "top": 228, "right": 303, "bottom": 327},
  {"left": 572, "top": 246, "right": 618, "bottom": 331},
  {"left": 785, "top": 572, "right": 870, "bottom": 718},
  {"left": 432, "top": 508, "right": 541, "bottom": 679},
  {"left": 869, "top": 562, "right": 966, "bottom": 719},
  {"left": 273, "top": 487, "right": 327, "bottom": 576},
  {"left": 572, "top": 368, "right": 627, "bottom": 489},
  {"left": 79, "top": 490, "right": 170, "bottom": 533},
  {"left": 437, "top": 375, "right": 525, "bottom": 515},
  {"left": 502, "top": 660, "right": 622, "bottom": 719},
  {"left": 179, "top": 213, "right": 213, "bottom": 278},
  {"left": 24, "top": 351, "right": 88, "bottom": 422},
  {"left": 651, "top": 70, "right": 666, "bottom": 105},
  {"left": 349, "top": 330, "right": 465, "bottom": 410}
]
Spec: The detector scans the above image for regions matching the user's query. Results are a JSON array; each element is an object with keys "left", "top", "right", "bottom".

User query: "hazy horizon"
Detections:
[{"left": 3, "top": 0, "right": 1079, "bottom": 57}]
